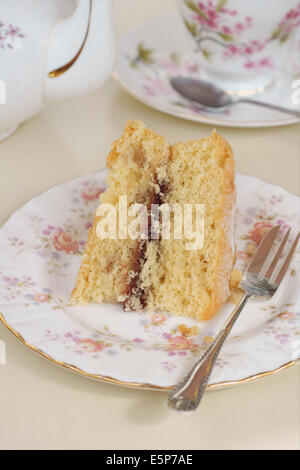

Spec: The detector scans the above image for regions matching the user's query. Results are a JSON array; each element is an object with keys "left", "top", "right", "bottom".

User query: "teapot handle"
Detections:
[
  {"left": 45, "top": 0, "right": 116, "bottom": 100},
  {"left": 48, "top": 1, "right": 92, "bottom": 79}
]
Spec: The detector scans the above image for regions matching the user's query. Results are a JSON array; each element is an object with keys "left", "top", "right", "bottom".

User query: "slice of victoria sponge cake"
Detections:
[{"left": 71, "top": 120, "right": 236, "bottom": 321}]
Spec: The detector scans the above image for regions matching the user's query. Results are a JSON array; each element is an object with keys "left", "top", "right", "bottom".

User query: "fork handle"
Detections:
[{"left": 168, "top": 293, "right": 250, "bottom": 412}]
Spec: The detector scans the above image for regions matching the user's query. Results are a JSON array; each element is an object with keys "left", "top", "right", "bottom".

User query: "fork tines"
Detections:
[{"left": 247, "top": 225, "right": 299, "bottom": 289}]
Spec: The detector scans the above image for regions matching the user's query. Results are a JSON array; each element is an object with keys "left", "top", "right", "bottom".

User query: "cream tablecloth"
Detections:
[{"left": 0, "top": 0, "right": 299, "bottom": 450}]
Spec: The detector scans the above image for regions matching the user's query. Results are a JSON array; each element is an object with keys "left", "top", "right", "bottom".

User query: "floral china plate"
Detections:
[
  {"left": 0, "top": 171, "right": 299, "bottom": 390},
  {"left": 114, "top": 14, "right": 300, "bottom": 128}
]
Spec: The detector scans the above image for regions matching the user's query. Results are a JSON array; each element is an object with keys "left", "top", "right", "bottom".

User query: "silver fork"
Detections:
[{"left": 167, "top": 225, "right": 300, "bottom": 412}]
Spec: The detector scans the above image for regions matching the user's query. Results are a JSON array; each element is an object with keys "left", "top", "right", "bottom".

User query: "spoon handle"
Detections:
[{"left": 238, "top": 98, "right": 300, "bottom": 118}]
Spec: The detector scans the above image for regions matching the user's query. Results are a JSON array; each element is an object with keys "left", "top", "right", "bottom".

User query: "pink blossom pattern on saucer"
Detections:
[
  {"left": 128, "top": 42, "right": 230, "bottom": 117},
  {"left": 115, "top": 14, "right": 300, "bottom": 127},
  {"left": 0, "top": 171, "right": 299, "bottom": 389}
]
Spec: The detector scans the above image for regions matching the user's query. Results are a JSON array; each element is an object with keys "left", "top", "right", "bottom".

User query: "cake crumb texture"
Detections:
[{"left": 71, "top": 120, "right": 236, "bottom": 322}]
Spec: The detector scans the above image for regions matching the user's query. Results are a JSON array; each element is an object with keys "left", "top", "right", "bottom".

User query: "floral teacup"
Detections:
[{"left": 177, "top": 0, "right": 300, "bottom": 94}]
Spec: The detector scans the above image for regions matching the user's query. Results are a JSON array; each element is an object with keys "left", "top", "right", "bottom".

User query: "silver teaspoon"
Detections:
[{"left": 170, "top": 77, "right": 300, "bottom": 118}]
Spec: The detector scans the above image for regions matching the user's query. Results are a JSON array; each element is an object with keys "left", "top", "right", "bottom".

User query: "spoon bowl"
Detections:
[
  {"left": 170, "top": 77, "right": 231, "bottom": 108},
  {"left": 170, "top": 77, "right": 300, "bottom": 118}
]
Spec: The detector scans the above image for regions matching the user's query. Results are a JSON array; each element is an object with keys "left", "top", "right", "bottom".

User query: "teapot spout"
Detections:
[{"left": 45, "top": 0, "right": 116, "bottom": 100}]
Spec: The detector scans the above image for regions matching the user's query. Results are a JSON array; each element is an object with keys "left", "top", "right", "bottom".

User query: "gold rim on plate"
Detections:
[{"left": 1, "top": 311, "right": 298, "bottom": 391}]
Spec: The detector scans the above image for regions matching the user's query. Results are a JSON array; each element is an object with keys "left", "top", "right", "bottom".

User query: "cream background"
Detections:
[{"left": 0, "top": 0, "right": 299, "bottom": 450}]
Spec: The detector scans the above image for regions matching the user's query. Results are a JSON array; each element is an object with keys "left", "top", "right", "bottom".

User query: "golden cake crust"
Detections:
[
  {"left": 71, "top": 119, "right": 170, "bottom": 304},
  {"left": 71, "top": 121, "right": 236, "bottom": 322},
  {"left": 199, "top": 131, "right": 235, "bottom": 320},
  {"left": 146, "top": 129, "right": 235, "bottom": 320}
]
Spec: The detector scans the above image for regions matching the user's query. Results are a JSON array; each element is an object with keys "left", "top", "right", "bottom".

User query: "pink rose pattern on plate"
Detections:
[
  {"left": 0, "top": 173, "right": 299, "bottom": 382},
  {"left": 181, "top": 0, "right": 300, "bottom": 70},
  {"left": 3, "top": 180, "right": 105, "bottom": 277}
]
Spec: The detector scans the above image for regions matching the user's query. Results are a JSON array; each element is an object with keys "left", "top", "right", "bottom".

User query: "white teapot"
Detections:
[{"left": 0, "top": 0, "right": 116, "bottom": 140}]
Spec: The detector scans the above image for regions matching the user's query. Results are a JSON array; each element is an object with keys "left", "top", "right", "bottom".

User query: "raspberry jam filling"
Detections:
[{"left": 123, "top": 178, "right": 168, "bottom": 311}]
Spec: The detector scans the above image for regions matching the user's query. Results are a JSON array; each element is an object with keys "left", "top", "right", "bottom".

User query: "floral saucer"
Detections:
[
  {"left": 114, "top": 14, "right": 300, "bottom": 128},
  {"left": 0, "top": 171, "right": 299, "bottom": 390}
]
